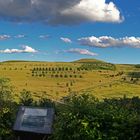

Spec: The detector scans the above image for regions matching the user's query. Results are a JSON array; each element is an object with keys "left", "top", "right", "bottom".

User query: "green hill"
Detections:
[{"left": 73, "top": 58, "right": 106, "bottom": 63}]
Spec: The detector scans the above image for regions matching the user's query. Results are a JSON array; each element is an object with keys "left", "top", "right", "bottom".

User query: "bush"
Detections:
[
  {"left": 52, "top": 93, "right": 140, "bottom": 140},
  {"left": 19, "top": 89, "right": 33, "bottom": 106},
  {"left": 0, "top": 78, "right": 17, "bottom": 139}
]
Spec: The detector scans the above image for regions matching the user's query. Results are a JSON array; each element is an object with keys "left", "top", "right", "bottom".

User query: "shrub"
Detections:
[
  {"left": 19, "top": 89, "right": 33, "bottom": 106},
  {"left": 52, "top": 93, "right": 140, "bottom": 140}
]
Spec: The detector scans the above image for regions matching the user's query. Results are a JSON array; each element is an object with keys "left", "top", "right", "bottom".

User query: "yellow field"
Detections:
[{"left": 0, "top": 59, "right": 140, "bottom": 100}]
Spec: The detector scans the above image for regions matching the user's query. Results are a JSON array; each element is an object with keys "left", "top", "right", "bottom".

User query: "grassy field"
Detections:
[{"left": 0, "top": 59, "right": 140, "bottom": 100}]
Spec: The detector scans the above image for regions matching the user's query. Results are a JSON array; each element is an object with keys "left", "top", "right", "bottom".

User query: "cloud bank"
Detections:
[
  {"left": 66, "top": 48, "right": 98, "bottom": 56},
  {"left": 0, "top": 0, "right": 123, "bottom": 25},
  {"left": 78, "top": 36, "right": 140, "bottom": 48},
  {"left": 0, "top": 45, "right": 37, "bottom": 54}
]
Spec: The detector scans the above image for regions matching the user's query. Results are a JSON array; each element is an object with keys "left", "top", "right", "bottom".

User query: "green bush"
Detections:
[
  {"left": 0, "top": 78, "right": 17, "bottom": 139},
  {"left": 52, "top": 93, "right": 140, "bottom": 140}
]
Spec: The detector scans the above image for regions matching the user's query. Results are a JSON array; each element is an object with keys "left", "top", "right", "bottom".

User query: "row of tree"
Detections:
[
  {"left": 32, "top": 73, "right": 83, "bottom": 78},
  {"left": 32, "top": 67, "right": 74, "bottom": 71}
]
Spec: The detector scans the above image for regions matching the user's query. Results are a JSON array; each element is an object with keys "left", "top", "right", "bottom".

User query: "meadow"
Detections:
[{"left": 0, "top": 59, "right": 140, "bottom": 100}]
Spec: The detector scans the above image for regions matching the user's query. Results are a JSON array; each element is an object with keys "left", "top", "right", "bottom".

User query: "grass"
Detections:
[{"left": 0, "top": 59, "right": 140, "bottom": 100}]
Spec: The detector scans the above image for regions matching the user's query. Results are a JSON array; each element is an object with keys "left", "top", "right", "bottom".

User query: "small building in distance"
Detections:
[{"left": 13, "top": 106, "right": 55, "bottom": 140}]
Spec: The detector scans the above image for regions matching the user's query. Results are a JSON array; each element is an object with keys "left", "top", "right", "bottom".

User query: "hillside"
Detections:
[
  {"left": 72, "top": 58, "right": 106, "bottom": 63},
  {"left": 0, "top": 59, "right": 140, "bottom": 100}
]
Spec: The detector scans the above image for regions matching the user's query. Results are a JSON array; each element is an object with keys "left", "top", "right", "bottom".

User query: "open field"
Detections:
[{"left": 0, "top": 59, "right": 140, "bottom": 100}]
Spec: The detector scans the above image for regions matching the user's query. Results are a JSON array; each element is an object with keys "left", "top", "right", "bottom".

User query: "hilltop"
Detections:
[{"left": 72, "top": 58, "right": 106, "bottom": 63}]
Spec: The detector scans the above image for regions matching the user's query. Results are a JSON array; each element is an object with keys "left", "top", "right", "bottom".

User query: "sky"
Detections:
[{"left": 0, "top": 0, "right": 140, "bottom": 64}]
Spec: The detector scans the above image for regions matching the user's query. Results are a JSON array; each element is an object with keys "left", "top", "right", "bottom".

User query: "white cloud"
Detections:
[
  {"left": 0, "top": 45, "right": 37, "bottom": 54},
  {"left": 66, "top": 48, "right": 98, "bottom": 56},
  {"left": 0, "top": 0, "right": 123, "bottom": 25},
  {"left": 39, "top": 35, "right": 50, "bottom": 39},
  {"left": 78, "top": 36, "right": 140, "bottom": 48},
  {"left": 60, "top": 37, "right": 72, "bottom": 43},
  {"left": 0, "top": 35, "right": 11, "bottom": 40},
  {"left": 15, "top": 34, "right": 26, "bottom": 38},
  {"left": 22, "top": 45, "right": 37, "bottom": 53},
  {"left": 60, "top": 0, "right": 123, "bottom": 24}
]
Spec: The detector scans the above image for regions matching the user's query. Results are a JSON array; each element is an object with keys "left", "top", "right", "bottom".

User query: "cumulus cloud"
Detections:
[
  {"left": 78, "top": 36, "right": 140, "bottom": 48},
  {"left": 0, "top": 35, "right": 11, "bottom": 40},
  {"left": 0, "top": 0, "right": 123, "bottom": 25},
  {"left": 60, "top": 37, "right": 72, "bottom": 43},
  {"left": 66, "top": 48, "right": 98, "bottom": 56},
  {"left": 0, "top": 45, "right": 37, "bottom": 54}
]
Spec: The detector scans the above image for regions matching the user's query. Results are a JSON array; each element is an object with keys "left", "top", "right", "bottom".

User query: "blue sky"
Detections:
[{"left": 0, "top": 0, "right": 140, "bottom": 64}]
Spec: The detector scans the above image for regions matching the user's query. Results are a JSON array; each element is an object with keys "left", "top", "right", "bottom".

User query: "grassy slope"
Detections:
[
  {"left": 73, "top": 58, "right": 106, "bottom": 63},
  {"left": 0, "top": 59, "right": 140, "bottom": 100}
]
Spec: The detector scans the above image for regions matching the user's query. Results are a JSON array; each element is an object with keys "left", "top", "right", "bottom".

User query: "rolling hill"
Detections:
[{"left": 0, "top": 59, "right": 140, "bottom": 101}]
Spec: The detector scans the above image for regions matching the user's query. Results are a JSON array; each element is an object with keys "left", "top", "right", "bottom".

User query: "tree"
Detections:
[
  {"left": 66, "top": 83, "right": 69, "bottom": 87},
  {"left": 70, "top": 82, "right": 73, "bottom": 86},
  {"left": 64, "top": 75, "right": 68, "bottom": 78}
]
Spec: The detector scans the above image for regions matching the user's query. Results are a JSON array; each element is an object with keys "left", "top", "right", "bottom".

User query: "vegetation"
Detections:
[
  {"left": 53, "top": 93, "right": 140, "bottom": 140},
  {"left": 0, "top": 78, "right": 17, "bottom": 139},
  {"left": 0, "top": 78, "right": 140, "bottom": 139},
  {"left": 135, "top": 64, "right": 140, "bottom": 68},
  {"left": 79, "top": 63, "right": 116, "bottom": 71},
  {"left": 0, "top": 78, "right": 54, "bottom": 139},
  {"left": 128, "top": 72, "right": 140, "bottom": 78}
]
